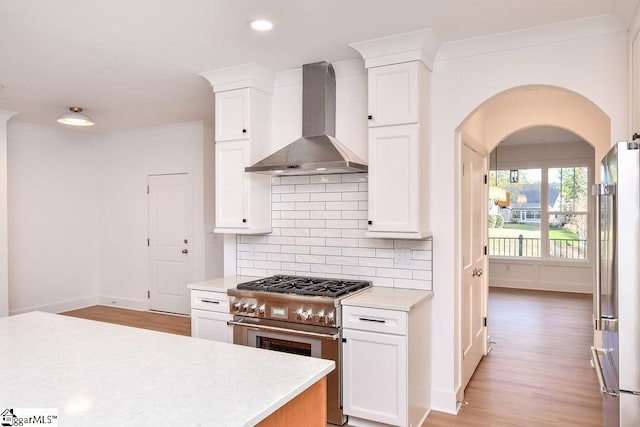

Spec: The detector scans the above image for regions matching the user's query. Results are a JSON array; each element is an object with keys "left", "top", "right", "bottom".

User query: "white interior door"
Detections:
[
  {"left": 148, "top": 173, "right": 193, "bottom": 315},
  {"left": 461, "top": 143, "right": 488, "bottom": 390}
]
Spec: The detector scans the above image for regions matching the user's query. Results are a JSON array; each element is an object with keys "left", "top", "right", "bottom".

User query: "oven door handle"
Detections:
[{"left": 226, "top": 320, "right": 340, "bottom": 340}]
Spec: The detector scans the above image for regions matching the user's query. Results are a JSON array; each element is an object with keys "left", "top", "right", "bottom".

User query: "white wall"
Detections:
[
  {"left": 429, "top": 16, "right": 629, "bottom": 413},
  {"left": 7, "top": 122, "right": 99, "bottom": 314},
  {"left": 97, "top": 121, "right": 222, "bottom": 309}
]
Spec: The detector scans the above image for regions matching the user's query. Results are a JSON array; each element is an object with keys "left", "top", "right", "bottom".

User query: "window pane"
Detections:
[
  {"left": 488, "top": 168, "right": 541, "bottom": 257},
  {"left": 548, "top": 214, "right": 588, "bottom": 260},
  {"left": 548, "top": 167, "right": 588, "bottom": 212}
]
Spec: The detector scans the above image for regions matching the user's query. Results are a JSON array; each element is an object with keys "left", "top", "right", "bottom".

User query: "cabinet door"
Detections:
[
  {"left": 191, "top": 309, "right": 233, "bottom": 343},
  {"left": 215, "top": 89, "right": 249, "bottom": 141},
  {"left": 368, "top": 62, "right": 418, "bottom": 127},
  {"left": 368, "top": 125, "right": 418, "bottom": 232},
  {"left": 343, "top": 328, "right": 407, "bottom": 426},
  {"left": 215, "top": 141, "right": 249, "bottom": 229}
]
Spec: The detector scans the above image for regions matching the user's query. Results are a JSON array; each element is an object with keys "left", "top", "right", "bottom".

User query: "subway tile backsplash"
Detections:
[{"left": 236, "top": 173, "right": 433, "bottom": 290}]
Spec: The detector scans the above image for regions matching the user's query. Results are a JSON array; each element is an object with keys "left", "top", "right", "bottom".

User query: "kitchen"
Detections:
[{"left": 1, "top": 1, "right": 640, "bottom": 426}]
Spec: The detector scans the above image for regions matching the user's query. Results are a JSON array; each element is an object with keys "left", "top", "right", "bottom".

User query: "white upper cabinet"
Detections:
[
  {"left": 215, "top": 141, "right": 249, "bottom": 229},
  {"left": 215, "top": 89, "right": 250, "bottom": 141},
  {"left": 213, "top": 88, "right": 272, "bottom": 234},
  {"left": 365, "top": 61, "right": 430, "bottom": 239},
  {"left": 368, "top": 125, "right": 419, "bottom": 233},
  {"left": 368, "top": 62, "right": 419, "bottom": 127},
  {"left": 200, "top": 64, "right": 274, "bottom": 235}
]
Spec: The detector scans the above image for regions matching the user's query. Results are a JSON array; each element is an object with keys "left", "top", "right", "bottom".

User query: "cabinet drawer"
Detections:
[
  {"left": 191, "top": 290, "right": 230, "bottom": 313},
  {"left": 342, "top": 305, "right": 407, "bottom": 335}
]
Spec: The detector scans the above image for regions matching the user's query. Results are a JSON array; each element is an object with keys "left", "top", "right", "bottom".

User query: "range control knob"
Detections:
[
  {"left": 314, "top": 310, "right": 325, "bottom": 323},
  {"left": 254, "top": 304, "right": 265, "bottom": 315},
  {"left": 324, "top": 312, "right": 335, "bottom": 325},
  {"left": 295, "top": 308, "right": 304, "bottom": 320},
  {"left": 242, "top": 303, "right": 251, "bottom": 312},
  {"left": 233, "top": 302, "right": 242, "bottom": 312},
  {"left": 301, "top": 310, "right": 312, "bottom": 321}
]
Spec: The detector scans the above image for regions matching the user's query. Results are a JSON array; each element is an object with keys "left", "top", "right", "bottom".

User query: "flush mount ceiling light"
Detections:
[
  {"left": 57, "top": 107, "right": 94, "bottom": 126},
  {"left": 248, "top": 19, "right": 274, "bottom": 31}
]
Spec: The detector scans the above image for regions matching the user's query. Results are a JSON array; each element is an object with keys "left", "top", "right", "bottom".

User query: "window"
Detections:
[
  {"left": 488, "top": 169, "right": 541, "bottom": 257},
  {"left": 548, "top": 167, "right": 588, "bottom": 260},
  {"left": 488, "top": 165, "right": 589, "bottom": 261}
]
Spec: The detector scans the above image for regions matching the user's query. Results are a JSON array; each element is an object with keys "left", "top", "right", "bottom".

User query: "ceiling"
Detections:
[
  {"left": 0, "top": 0, "right": 637, "bottom": 133},
  {"left": 501, "top": 126, "right": 585, "bottom": 146}
]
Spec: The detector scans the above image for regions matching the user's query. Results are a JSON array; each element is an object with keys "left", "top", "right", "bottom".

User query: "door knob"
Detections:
[
  {"left": 472, "top": 268, "right": 483, "bottom": 277},
  {"left": 182, "top": 249, "right": 188, "bottom": 254}
]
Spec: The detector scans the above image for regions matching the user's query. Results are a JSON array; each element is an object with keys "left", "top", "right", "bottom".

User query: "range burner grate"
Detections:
[{"left": 237, "top": 275, "right": 370, "bottom": 298}]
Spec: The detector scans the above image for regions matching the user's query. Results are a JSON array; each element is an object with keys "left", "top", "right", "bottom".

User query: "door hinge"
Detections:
[
  {"left": 147, "top": 238, "right": 150, "bottom": 246},
  {"left": 147, "top": 290, "right": 150, "bottom": 299},
  {"left": 484, "top": 174, "right": 488, "bottom": 184},
  {"left": 484, "top": 245, "right": 487, "bottom": 256},
  {"left": 484, "top": 317, "right": 487, "bottom": 327}
]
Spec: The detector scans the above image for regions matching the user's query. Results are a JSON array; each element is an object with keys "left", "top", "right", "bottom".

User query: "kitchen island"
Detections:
[{"left": 0, "top": 311, "right": 333, "bottom": 426}]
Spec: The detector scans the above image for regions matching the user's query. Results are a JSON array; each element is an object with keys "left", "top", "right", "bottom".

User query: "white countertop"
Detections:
[
  {"left": 341, "top": 287, "right": 433, "bottom": 311},
  {"left": 0, "top": 311, "right": 334, "bottom": 426},
  {"left": 187, "top": 275, "right": 260, "bottom": 293}
]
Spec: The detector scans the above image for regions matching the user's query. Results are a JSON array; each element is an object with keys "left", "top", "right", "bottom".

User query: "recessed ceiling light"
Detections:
[{"left": 248, "top": 19, "right": 274, "bottom": 31}]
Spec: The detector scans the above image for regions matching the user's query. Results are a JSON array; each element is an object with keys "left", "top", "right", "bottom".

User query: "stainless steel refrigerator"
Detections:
[{"left": 591, "top": 141, "right": 640, "bottom": 426}]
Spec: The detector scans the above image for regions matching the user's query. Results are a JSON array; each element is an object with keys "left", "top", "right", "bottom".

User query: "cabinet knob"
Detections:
[
  {"left": 242, "top": 218, "right": 247, "bottom": 223},
  {"left": 367, "top": 115, "right": 373, "bottom": 120},
  {"left": 633, "top": 132, "right": 640, "bottom": 141},
  {"left": 368, "top": 220, "right": 372, "bottom": 225},
  {"left": 242, "top": 129, "right": 247, "bottom": 134}
]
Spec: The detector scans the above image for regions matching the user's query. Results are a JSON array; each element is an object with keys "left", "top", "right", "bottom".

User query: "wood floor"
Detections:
[
  {"left": 60, "top": 288, "right": 601, "bottom": 426},
  {"left": 425, "top": 288, "right": 601, "bottom": 427}
]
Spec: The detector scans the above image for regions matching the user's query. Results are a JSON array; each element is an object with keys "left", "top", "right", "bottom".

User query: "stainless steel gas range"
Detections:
[{"left": 227, "top": 275, "right": 371, "bottom": 425}]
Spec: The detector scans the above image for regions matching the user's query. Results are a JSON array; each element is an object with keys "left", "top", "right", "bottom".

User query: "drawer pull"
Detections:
[
  {"left": 200, "top": 299, "right": 221, "bottom": 304},
  {"left": 358, "top": 317, "right": 385, "bottom": 324}
]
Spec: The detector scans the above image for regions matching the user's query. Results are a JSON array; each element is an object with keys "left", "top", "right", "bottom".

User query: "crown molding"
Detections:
[
  {"left": 349, "top": 29, "right": 441, "bottom": 70},
  {"left": 199, "top": 63, "right": 275, "bottom": 94}
]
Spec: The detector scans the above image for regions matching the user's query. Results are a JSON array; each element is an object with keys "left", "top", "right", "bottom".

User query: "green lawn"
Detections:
[{"left": 488, "top": 223, "right": 579, "bottom": 240}]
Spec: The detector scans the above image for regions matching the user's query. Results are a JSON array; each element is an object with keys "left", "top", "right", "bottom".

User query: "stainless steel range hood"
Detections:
[{"left": 245, "top": 62, "right": 367, "bottom": 176}]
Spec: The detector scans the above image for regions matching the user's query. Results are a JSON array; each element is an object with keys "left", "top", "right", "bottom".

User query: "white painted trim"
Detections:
[
  {"left": 200, "top": 63, "right": 275, "bottom": 94},
  {"left": 0, "top": 110, "right": 16, "bottom": 318},
  {"left": 10, "top": 296, "right": 99, "bottom": 315},
  {"left": 430, "top": 388, "right": 459, "bottom": 415},
  {"left": 349, "top": 29, "right": 441, "bottom": 70},
  {"left": 490, "top": 281, "right": 591, "bottom": 294},
  {"left": 437, "top": 14, "right": 627, "bottom": 62},
  {"left": 616, "top": 0, "right": 640, "bottom": 29},
  {"left": 97, "top": 295, "right": 147, "bottom": 311}
]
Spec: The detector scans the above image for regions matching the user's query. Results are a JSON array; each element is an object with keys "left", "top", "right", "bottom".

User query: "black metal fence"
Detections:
[{"left": 489, "top": 235, "right": 587, "bottom": 259}]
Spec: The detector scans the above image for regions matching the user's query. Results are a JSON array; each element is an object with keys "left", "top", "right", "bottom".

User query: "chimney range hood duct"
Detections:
[{"left": 245, "top": 61, "right": 367, "bottom": 176}]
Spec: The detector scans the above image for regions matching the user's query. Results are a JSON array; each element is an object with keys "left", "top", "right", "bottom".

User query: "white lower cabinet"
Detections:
[
  {"left": 342, "top": 301, "right": 430, "bottom": 427},
  {"left": 343, "top": 328, "right": 407, "bottom": 425},
  {"left": 190, "top": 290, "right": 232, "bottom": 343}
]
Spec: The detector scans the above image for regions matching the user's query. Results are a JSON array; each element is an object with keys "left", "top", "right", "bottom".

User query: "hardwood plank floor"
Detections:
[
  {"left": 60, "top": 288, "right": 601, "bottom": 426},
  {"left": 425, "top": 287, "right": 602, "bottom": 427},
  {"left": 61, "top": 305, "right": 191, "bottom": 336}
]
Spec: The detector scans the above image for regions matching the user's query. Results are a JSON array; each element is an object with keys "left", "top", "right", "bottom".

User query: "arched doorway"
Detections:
[{"left": 456, "top": 85, "right": 610, "bottom": 399}]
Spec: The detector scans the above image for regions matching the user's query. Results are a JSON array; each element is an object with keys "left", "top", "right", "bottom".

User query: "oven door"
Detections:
[{"left": 229, "top": 316, "right": 344, "bottom": 425}]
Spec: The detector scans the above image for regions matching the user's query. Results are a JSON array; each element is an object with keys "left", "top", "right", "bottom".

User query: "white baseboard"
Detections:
[
  {"left": 490, "top": 280, "right": 591, "bottom": 294},
  {"left": 10, "top": 296, "right": 99, "bottom": 316},
  {"left": 97, "top": 296, "right": 147, "bottom": 311},
  {"left": 430, "top": 388, "right": 459, "bottom": 414}
]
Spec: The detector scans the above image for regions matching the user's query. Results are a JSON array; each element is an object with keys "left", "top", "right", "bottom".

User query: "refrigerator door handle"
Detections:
[
  {"left": 591, "top": 346, "right": 619, "bottom": 397},
  {"left": 592, "top": 184, "right": 603, "bottom": 331}
]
